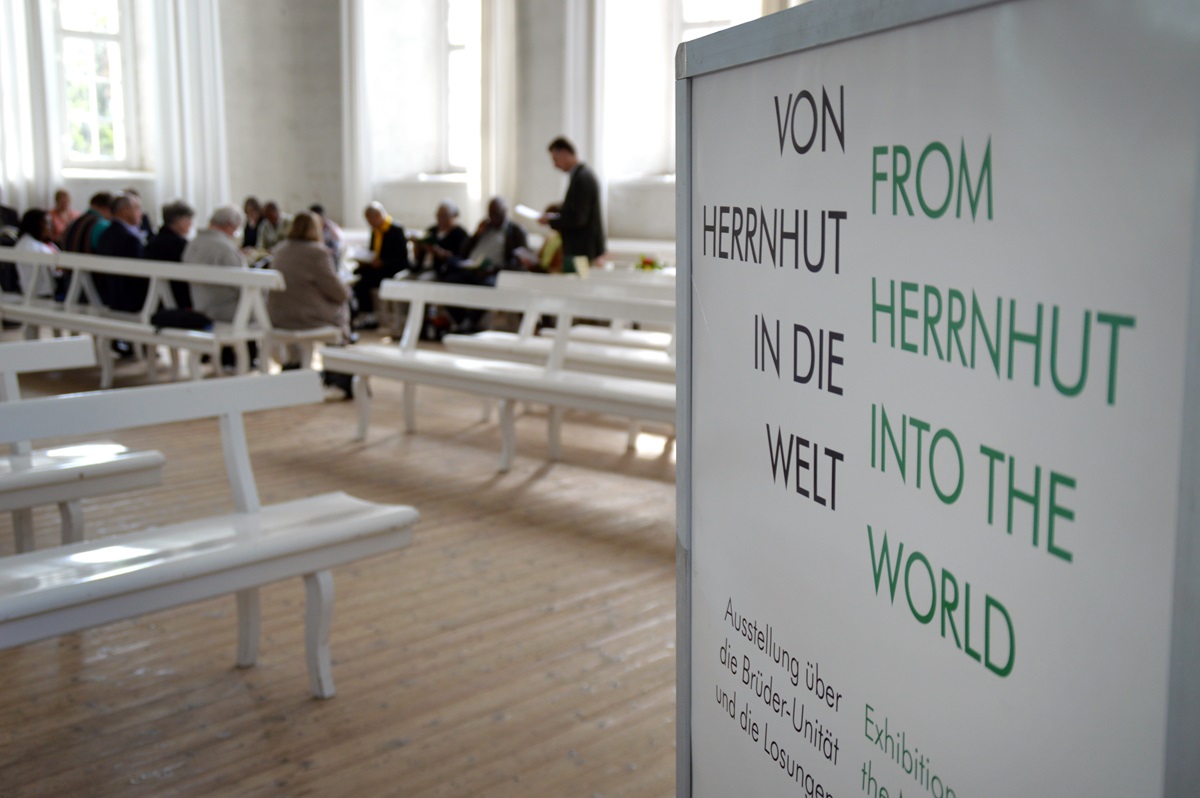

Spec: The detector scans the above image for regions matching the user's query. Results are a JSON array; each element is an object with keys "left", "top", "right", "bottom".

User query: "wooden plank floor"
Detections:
[{"left": 0, "top": 337, "right": 677, "bottom": 797}]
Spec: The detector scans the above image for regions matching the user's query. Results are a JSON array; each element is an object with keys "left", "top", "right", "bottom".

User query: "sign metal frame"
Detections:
[{"left": 673, "top": 1, "right": 1200, "bottom": 795}]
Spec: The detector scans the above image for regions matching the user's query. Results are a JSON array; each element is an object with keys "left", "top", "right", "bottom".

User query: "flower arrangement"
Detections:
[{"left": 637, "top": 255, "right": 663, "bottom": 271}]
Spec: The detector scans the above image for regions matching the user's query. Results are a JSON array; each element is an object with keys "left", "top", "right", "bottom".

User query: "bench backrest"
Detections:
[
  {"left": 496, "top": 271, "right": 676, "bottom": 303},
  {"left": 0, "top": 371, "right": 322, "bottom": 513},
  {"left": 378, "top": 278, "right": 676, "bottom": 368},
  {"left": 5, "top": 249, "right": 283, "bottom": 334},
  {"left": 585, "top": 268, "right": 676, "bottom": 287},
  {"left": 0, "top": 336, "right": 95, "bottom": 394},
  {"left": 0, "top": 335, "right": 97, "bottom": 456}
]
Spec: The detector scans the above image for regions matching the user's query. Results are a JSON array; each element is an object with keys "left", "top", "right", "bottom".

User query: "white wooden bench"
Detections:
[
  {"left": 320, "top": 280, "right": 676, "bottom": 471},
  {"left": 496, "top": 271, "right": 676, "bottom": 351},
  {"left": 441, "top": 294, "right": 676, "bottom": 384},
  {"left": 1, "top": 249, "right": 284, "bottom": 387},
  {"left": 1, "top": 336, "right": 164, "bottom": 553},
  {"left": 0, "top": 371, "right": 419, "bottom": 698}
]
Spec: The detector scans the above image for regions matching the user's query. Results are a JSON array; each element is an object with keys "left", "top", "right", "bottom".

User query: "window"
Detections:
[
  {"left": 601, "top": 0, "right": 760, "bottom": 179},
  {"left": 54, "top": 0, "right": 139, "bottom": 166},
  {"left": 445, "top": 0, "right": 481, "bottom": 173},
  {"left": 677, "top": 0, "right": 760, "bottom": 43},
  {"left": 362, "top": 0, "right": 481, "bottom": 180}
]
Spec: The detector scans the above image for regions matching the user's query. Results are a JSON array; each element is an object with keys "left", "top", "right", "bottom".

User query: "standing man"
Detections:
[
  {"left": 540, "top": 136, "right": 605, "bottom": 273},
  {"left": 352, "top": 201, "right": 409, "bottom": 329}
]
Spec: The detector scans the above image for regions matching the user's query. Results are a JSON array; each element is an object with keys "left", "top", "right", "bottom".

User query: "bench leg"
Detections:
[
  {"left": 233, "top": 341, "right": 251, "bottom": 375},
  {"left": 403, "top": 382, "right": 417, "bottom": 433},
  {"left": 352, "top": 375, "right": 371, "bottom": 441},
  {"left": 96, "top": 338, "right": 115, "bottom": 389},
  {"left": 499, "top": 399, "right": 516, "bottom": 472},
  {"left": 305, "top": 570, "right": 336, "bottom": 699},
  {"left": 236, "top": 588, "right": 261, "bottom": 668},
  {"left": 298, "top": 342, "right": 315, "bottom": 369},
  {"left": 12, "top": 509, "right": 36, "bottom": 553},
  {"left": 548, "top": 407, "right": 564, "bottom": 461},
  {"left": 626, "top": 419, "right": 641, "bottom": 451},
  {"left": 58, "top": 500, "right": 84, "bottom": 545},
  {"left": 143, "top": 345, "right": 160, "bottom": 383},
  {"left": 191, "top": 350, "right": 207, "bottom": 380}
]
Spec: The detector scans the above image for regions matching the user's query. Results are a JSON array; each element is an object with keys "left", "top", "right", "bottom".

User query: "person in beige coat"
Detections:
[{"left": 267, "top": 212, "right": 352, "bottom": 357}]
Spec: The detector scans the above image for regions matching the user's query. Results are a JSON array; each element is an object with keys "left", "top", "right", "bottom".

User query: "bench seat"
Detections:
[
  {"left": 322, "top": 342, "right": 675, "bottom": 471},
  {"left": 536, "top": 325, "right": 674, "bottom": 350},
  {"left": 0, "top": 444, "right": 164, "bottom": 518},
  {"left": 0, "top": 492, "right": 416, "bottom": 644},
  {"left": 443, "top": 330, "right": 675, "bottom": 382}
]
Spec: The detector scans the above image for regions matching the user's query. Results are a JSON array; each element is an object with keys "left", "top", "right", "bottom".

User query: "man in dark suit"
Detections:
[
  {"left": 62, "top": 192, "right": 114, "bottom": 254},
  {"left": 352, "top": 201, "right": 409, "bottom": 329},
  {"left": 96, "top": 193, "right": 147, "bottom": 312},
  {"left": 540, "top": 136, "right": 605, "bottom": 273}
]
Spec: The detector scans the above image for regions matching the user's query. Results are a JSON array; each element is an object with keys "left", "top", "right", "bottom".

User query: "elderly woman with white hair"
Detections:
[{"left": 182, "top": 204, "right": 248, "bottom": 323}]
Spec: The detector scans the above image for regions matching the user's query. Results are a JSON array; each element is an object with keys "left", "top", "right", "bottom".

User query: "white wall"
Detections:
[
  {"left": 215, "top": 0, "right": 674, "bottom": 241},
  {"left": 515, "top": 0, "right": 571, "bottom": 217},
  {"left": 219, "top": 0, "right": 345, "bottom": 224}
]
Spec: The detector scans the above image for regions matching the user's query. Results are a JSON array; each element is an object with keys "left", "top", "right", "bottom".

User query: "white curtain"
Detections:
[
  {"left": 149, "top": 0, "right": 230, "bottom": 221},
  {"left": 0, "top": 0, "right": 59, "bottom": 213},
  {"left": 481, "top": 0, "right": 518, "bottom": 204},
  {"left": 0, "top": 0, "right": 228, "bottom": 222}
]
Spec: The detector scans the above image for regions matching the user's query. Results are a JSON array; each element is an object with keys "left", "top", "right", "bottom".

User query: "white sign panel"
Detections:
[{"left": 683, "top": 2, "right": 1199, "bottom": 796}]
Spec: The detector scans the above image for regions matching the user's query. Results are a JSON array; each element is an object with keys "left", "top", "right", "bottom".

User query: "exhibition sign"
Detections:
[{"left": 675, "top": 1, "right": 1200, "bottom": 796}]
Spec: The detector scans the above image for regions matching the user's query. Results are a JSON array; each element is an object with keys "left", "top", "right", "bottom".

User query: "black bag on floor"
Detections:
[{"left": 151, "top": 307, "right": 213, "bottom": 331}]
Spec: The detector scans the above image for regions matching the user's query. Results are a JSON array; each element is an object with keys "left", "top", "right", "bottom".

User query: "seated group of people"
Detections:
[
  {"left": 354, "top": 195, "right": 558, "bottom": 335},
  {"left": 1, "top": 186, "right": 564, "bottom": 360},
  {"left": 0, "top": 190, "right": 354, "bottom": 353}
]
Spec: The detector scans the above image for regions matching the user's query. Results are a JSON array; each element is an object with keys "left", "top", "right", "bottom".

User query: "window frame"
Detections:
[
  {"left": 52, "top": 0, "right": 142, "bottom": 170},
  {"left": 439, "top": 0, "right": 480, "bottom": 175}
]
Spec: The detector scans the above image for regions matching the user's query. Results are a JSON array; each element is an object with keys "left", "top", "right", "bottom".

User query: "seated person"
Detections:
[
  {"left": 435, "top": 197, "right": 528, "bottom": 333},
  {"left": 242, "top": 196, "right": 263, "bottom": 249},
  {"left": 144, "top": 201, "right": 196, "bottom": 308},
  {"left": 123, "top": 186, "right": 155, "bottom": 239},
  {"left": 96, "top": 193, "right": 147, "bottom": 312},
  {"left": 183, "top": 205, "right": 253, "bottom": 369},
  {"left": 48, "top": 189, "right": 79, "bottom": 246},
  {"left": 267, "top": 211, "right": 352, "bottom": 349},
  {"left": 440, "top": 196, "right": 528, "bottom": 286},
  {"left": 12, "top": 209, "right": 58, "bottom": 297},
  {"left": 517, "top": 202, "right": 564, "bottom": 273},
  {"left": 412, "top": 199, "right": 468, "bottom": 278},
  {"left": 308, "top": 203, "right": 344, "bottom": 264},
  {"left": 352, "top": 201, "right": 409, "bottom": 329},
  {"left": 61, "top": 191, "right": 113, "bottom": 254},
  {"left": 184, "top": 205, "right": 248, "bottom": 323},
  {"left": 258, "top": 201, "right": 293, "bottom": 253}
]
